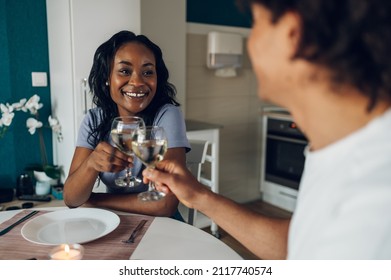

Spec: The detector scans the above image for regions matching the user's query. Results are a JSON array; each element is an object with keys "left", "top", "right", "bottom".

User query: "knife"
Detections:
[
  {"left": 122, "top": 219, "right": 148, "bottom": 243},
  {"left": 0, "top": 210, "right": 39, "bottom": 236}
]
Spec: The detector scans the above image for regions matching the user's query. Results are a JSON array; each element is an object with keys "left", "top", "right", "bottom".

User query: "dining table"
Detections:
[{"left": 0, "top": 204, "right": 242, "bottom": 260}]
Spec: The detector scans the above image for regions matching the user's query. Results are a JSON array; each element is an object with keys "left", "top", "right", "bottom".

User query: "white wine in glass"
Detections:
[
  {"left": 110, "top": 116, "right": 145, "bottom": 187},
  {"left": 132, "top": 126, "right": 167, "bottom": 201}
]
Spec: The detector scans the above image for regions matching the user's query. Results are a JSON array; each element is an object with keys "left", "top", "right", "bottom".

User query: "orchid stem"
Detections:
[{"left": 38, "top": 127, "right": 48, "bottom": 167}]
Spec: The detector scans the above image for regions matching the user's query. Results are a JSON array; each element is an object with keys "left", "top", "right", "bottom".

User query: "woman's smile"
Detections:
[{"left": 121, "top": 87, "right": 149, "bottom": 99}]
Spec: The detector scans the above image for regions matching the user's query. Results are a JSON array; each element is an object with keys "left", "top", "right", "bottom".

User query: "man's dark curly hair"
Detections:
[
  {"left": 87, "top": 30, "right": 179, "bottom": 146},
  {"left": 237, "top": 0, "right": 391, "bottom": 110}
]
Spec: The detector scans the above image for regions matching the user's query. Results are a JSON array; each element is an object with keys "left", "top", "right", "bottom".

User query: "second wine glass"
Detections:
[
  {"left": 132, "top": 126, "right": 168, "bottom": 201},
  {"left": 110, "top": 116, "right": 145, "bottom": 187}
]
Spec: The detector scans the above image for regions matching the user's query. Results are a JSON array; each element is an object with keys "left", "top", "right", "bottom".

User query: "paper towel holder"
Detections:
[{"left": 207, "top": 31, "right": 243, "bottom": 77}]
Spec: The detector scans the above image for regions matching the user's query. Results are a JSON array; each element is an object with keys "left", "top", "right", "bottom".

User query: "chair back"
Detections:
[
  {"left": 186, "top": 139, "right": 208, "bottom": 179},
  {"left": 180, "top": 139, "right": 209, "bottom": 225}
]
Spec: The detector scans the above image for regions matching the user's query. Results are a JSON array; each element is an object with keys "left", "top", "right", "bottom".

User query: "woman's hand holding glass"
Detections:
[
  {"left": 110, "top": 116, "right": 145, "bottom": 187},
  {"left": 90, "top": 141, "right": 132, "bottom": 173}
]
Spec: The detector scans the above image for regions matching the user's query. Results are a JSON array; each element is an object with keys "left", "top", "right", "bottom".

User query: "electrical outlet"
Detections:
[{"left": 32, "top": 72, "right": 48, "bottom": 87}]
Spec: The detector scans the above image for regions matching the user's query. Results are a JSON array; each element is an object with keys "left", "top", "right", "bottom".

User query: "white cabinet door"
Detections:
[
  {"left": 46, "top": 0, "right": 141, "bottom": 179},
  {"left": 71, "top": 0, "right": 141, "bottom": 127}
]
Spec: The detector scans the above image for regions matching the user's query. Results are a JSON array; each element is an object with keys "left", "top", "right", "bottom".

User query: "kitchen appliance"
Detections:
[{"left": 260, "top": 108, "right": 308, "bottom": 212}]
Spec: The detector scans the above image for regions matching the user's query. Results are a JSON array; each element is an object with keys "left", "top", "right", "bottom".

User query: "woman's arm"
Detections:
[{"left": 63, "top": 142, "right": 130, "bottom": 208}]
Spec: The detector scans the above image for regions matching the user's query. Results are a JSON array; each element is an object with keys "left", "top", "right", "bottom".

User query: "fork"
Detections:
[{"left": 122, "top": 219, "right": 147, "bottom": 243}]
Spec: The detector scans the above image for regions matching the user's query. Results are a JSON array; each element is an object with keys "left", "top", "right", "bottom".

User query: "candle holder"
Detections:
[{"left": 49, "top": 244, "right": 84, "bottom": 260}]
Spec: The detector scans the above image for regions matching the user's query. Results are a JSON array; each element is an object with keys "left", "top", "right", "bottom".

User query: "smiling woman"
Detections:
[{"left": 63, "top": 31, "right": 191, "bottom": 219}]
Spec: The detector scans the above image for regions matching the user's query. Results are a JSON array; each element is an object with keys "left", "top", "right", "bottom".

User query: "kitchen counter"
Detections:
[
  {"left": 260, "top": 106, "right": 290, "bottom": 116},
  {"left": 185, "top": 119, "right": 223, "bottom": 131},
  {"left": 0, "top": 196, "right": 66, "bottom": 211}
]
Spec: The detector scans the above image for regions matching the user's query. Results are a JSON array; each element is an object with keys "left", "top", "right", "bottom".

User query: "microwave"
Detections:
[{"left": 260, "top": 108, "right": 308, "bottom": 212}]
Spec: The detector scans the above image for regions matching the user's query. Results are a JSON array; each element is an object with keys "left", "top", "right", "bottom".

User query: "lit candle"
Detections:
[{"left": 49, "top": 244, "right": 84, "bottom": 260}]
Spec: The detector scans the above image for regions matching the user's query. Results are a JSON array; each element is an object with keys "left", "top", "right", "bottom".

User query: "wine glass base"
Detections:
[
  {"left": 138, "top": 190, "right": 166, "bottom": 201},
  {"left": 115, "top": 176, "right": 142, "bottom": 187}
]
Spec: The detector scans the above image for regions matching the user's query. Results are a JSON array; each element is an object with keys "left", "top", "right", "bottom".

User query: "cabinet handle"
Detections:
[
  {"left": 267, "top": 134, "right": 307, "bottom": 145},
  {"left": 81, "top": 78, "right": 88, "bottom": 114}
]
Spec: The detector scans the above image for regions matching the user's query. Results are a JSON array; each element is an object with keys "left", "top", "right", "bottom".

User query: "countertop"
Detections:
[{"left": 185, "top": 119, "right": 223, "bottom": 131}]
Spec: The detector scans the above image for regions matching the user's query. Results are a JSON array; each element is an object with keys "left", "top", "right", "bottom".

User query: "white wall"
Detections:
[
  {"left": 141, "top": 0, "right": 187, "bottom": 113},
  {"left": 185, "top": 23, "right": 264, "bottom": 203}
]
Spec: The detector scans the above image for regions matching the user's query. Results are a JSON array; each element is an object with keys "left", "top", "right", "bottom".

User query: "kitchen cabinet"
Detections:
[
  {"left": 185, "top": 120, "right": 222, "bottom": 236},
  {"left": 46, "top": 0, "right": 186, "bottom": 180}
]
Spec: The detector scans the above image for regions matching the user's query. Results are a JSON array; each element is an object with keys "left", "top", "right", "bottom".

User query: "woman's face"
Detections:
[{"left": 109, "top": 42, "right": 157, "bottom": 116}]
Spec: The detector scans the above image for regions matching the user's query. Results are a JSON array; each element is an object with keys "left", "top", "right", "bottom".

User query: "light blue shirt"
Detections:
[{"left": 76, "top": 104, "right": 190, "bottom": 193}]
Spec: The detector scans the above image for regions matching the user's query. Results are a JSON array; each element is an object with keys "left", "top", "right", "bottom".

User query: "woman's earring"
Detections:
[{"left": 105, "top": 81, "right": 109, "bottom": 86}]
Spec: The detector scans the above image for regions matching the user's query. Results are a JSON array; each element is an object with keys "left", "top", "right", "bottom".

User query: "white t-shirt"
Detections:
[{"left": 288, "top": 109, "right": 391, "bottom": 259}]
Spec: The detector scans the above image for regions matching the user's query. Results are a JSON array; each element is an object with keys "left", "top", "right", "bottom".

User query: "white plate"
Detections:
[{"left": 21, "top": 208, "right": 120, "bottom": 245}]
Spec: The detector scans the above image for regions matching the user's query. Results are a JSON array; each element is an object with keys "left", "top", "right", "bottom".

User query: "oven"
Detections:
[{"left": 260, "top": 108, "right": 308, "bottom": 212}]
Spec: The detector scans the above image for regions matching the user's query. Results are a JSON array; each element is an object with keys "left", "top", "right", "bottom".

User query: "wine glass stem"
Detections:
[
  {"left": 148, "top": 167, "right": 156, "bottom": 191},
  {"left": 125, "top": 168, "right": 131, "bottom": 183},
  {"left": 124, "top": 154, "right": 135, "bottom": 183},
  {"left": 148, "top": 181, "right": 155, "bottom": 191}
]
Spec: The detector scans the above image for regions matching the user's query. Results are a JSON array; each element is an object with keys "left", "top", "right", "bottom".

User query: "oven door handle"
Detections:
[{"left": 267, "top": 134, "right": 308, "bottom": 145}]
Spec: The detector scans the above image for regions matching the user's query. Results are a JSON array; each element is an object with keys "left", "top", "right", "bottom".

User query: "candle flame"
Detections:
[{"left": 64, "top": 244, "right": 70, "bottom": 255}]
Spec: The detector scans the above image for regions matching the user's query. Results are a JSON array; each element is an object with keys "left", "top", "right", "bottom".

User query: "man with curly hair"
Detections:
[{"left": 143, "top": 0, "right": 391, "bottom": 259}]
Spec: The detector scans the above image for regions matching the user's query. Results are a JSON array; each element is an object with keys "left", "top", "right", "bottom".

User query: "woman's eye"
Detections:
[
  {"left": 119, "top": 69, "right": 130, "bottom": 75},
  {"left": 143, "top": 70, "right": 155, "bottom": 76}
]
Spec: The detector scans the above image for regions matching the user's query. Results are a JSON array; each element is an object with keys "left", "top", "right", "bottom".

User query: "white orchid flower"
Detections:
[
  {"left": 1, "top": 103, "right": 14, "bottom": 113},
  {"left": 5, "top": 103, "right": 15, "bottom": 113},
  {"left": 26, "top": 117, "right": 43, "bottom": 135},
  {"left": 1, "top": 95, "right": 63, "bottom": 145},
  {"left": 48, "top": 115, "right": 63, "bottom": 142},
  {"left": 48, "top": 115, "right": 59, "bottom": 128},
  {"left": 1, "top": 111, "right": 15, "bottom": 126},
  {"left": 24, "top": 94, "right": 43, "bottom": 115},
  {"left": 1, "top": 103, "right": 8, "bottom": 113},
  {"left": 0, "top": 103, "right": 15, "bottom": 127},
  {"left": 12, "top": 98, "right": 27, "bottom": 112}
]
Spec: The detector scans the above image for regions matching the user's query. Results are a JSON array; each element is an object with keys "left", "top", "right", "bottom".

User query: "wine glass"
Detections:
[
  {"left": 132, "top": 126, "right": 168, "bottom": 201},
  {"left": 110, "top": 116, "right": 145, "bottom": 187}
]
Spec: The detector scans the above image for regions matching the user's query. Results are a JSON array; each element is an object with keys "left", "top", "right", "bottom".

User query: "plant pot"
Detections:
[
  {"left": 35, "top": 181, "right": 51, "bottom": 195},
  {"left": 33, "top": 171, "right": 57, "bottom": 185}
]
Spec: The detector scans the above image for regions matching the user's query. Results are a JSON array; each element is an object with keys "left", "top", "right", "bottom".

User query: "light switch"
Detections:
[{"left": 32, "top": 72, "right": 48, "bottom": 87}]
